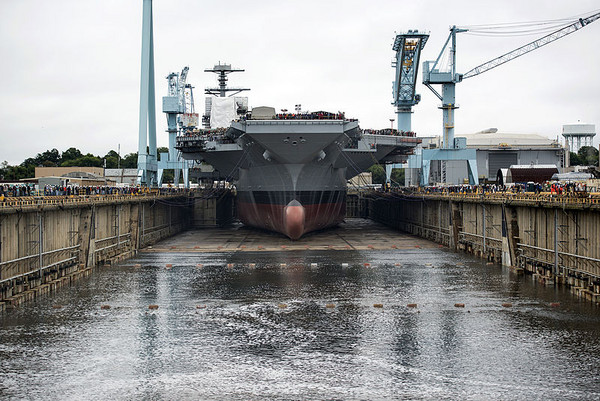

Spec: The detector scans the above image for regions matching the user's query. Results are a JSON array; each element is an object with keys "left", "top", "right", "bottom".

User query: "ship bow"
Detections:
[{"left": 284, "top": 200, "right": 305, "bottom": 240}]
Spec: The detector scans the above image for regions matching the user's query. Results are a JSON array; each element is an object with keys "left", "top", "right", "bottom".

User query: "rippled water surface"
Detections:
[{"left": 1, "top": 246, "right": 600, "bottom": 400}]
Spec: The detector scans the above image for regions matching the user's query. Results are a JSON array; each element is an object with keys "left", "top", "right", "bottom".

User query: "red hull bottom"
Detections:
[{"left": 237, "top": 200, "right": 345, "bottom": 240}]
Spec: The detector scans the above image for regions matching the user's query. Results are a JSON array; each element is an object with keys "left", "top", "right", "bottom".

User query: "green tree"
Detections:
[
  {"left": 61, "top": 147, "right": 82, "bottom": 163},
  {"left": 37, "top": 149, "right": 61, "bottom": 166},
  {"left": 0, "top": 163, "right": 33, "bottom": 180},
  {"left": 367, "top": 164, "right": 385, "bottom": 185},
  {"left": 162, "top": 170, "right": 174, "bottom": 183},
  {"left": 571, "top": 146, "right": 599, "bottom": 166},
  {"left": 157, "top": 147, "right": 169, "bottom": 161},
  {"left": 569, "top": 152, "right": 582, "bottom": 166},
  {"left": 103, "top": 151, "right": 120, "bottom": 169},
  {"left": 121, "top": 152, "right": 138, "bottom": 168},
  {"left": 579, "top": 146, "right": 599, "bottom": 166},
  {"left": 390, "top": 168, "right": 405, "bottom": 186},
  {"left": 104, "top": 157, "right": 119, "bottom": 168},
  {"left": 61, "top": 154, "right": 103, "bottom": 167},
  {"left": 0, "top": 161, "right": 10, "bottom": 180},
  {"left": 21, "top": 157, "right": 38, "bottom": 168},
  {"left": 105, "top": 150, "right": 119, "bottom": 159}
]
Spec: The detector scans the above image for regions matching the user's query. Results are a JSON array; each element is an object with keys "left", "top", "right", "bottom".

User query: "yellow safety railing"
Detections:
[
  {"left": 0, "top": 192, "right": 188, "bottom": 210},
  {"left": 405, "top": 191, "right": 600, "bottom": 206}
]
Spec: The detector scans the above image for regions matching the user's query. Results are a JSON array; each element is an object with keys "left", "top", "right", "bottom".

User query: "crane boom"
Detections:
[
  {"left": 463, "top": 11, "right": 600, "bottom": 79},
  {"left": 179, "top": 66, "right": 189, "bottom": 88}
]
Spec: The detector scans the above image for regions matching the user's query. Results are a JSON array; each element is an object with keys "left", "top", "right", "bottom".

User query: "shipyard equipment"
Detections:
[
  {"left": 386, "top": 30, "right": 429, "bottom": 183},
  {"left": 137, "top": 0, "right": 158, "bottom": 186},
  {"left": 160, "top": 67, "right": 191, "bottom": 187},
  {"left": 416, "top": 10, "right": 600, "bottom": 186},
  {"left": 392, "top": 30, "right": 429, "bottom": 133}
]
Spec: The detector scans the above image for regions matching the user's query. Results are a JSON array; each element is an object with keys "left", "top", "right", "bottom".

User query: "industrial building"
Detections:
[
  {"left": 32, "top": 167, "right": 112, "bottom": 187},
  {"left": 32, "top": 167, "right": 138, "bottom": 187},
  {"left": 405, "top": 128, "right": 565, "bottom": 185},
  {"left": 35, "top": 167, "right": 105, "bottom": 179},
  {"left": 104, "top": 169, "right": 139, "bottom": 186}
]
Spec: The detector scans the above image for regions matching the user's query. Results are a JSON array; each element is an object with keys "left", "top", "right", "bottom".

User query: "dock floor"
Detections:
[{"left": 141, "top": 218, "right": 437, "bottom": 253}]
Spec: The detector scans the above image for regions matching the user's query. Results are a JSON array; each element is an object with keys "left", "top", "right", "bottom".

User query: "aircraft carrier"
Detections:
[{"left": 177, "top": 107, "right": 420, "bottom": 239}]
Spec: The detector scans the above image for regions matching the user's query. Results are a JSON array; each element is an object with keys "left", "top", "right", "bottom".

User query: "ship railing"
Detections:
[
  {"left": 275, "top": 112, "right": 346, "bottom": 120},
  {"left": 177, "top": 133, "right": 234, "bottom": 145}
]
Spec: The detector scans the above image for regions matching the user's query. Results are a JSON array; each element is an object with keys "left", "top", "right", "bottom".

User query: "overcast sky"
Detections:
[{"left": 1, "top": 0, "right": 599, "bottom": 165}]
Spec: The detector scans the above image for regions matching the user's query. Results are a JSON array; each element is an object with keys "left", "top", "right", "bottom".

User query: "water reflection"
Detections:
[{"left": 1, "top": 247, "right": 599, "bottom": 400}]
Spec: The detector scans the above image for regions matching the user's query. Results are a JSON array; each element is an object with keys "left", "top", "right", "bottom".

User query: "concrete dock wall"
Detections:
[
  {"left": 346, "top": 193, "right": 369, "bottom": 218},
  {"left": 370, "top": 193, "right": 600, "bottom": 302},
  {"left": 0, "top": 195, "right": 190, "bottom": 308},
  {"left": 193, "top": 189, "right": 235, "bottom": 227}
]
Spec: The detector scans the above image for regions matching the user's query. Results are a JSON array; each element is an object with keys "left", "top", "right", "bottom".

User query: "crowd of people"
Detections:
[
  {"left": 0, "top": 184, "right": 34, "bottom": 197},
  {"left": 2, "top": 180, "right": 594, "bottom": 200},
  {"left": 41, "top": 185, "right": 144, "bottom": 197},
  {"left": 0, "top": 184, "right": 189, "bottom": 199},
  {"left": 402, "top": 181, "right": 593, "bottom": 196},
  {"left": 274, "top": 111, "right": 347, "bottom": 120},
  {"left": 362, "top": 129, "right": 417, "bottom": 137}
]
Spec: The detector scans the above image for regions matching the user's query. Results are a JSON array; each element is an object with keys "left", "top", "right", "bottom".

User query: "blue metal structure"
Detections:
[
  {"left": 419, "top": 26, "right": 478, "bottom": 185},
  {"left": 159, "top": 67, "right": 190, "bottom": 188},
  {"left": 386, "top": 30, "right": 429, "bottom": 184},
  {"left": 422, "top": 26, "right": 466, "bottom": 150},
  {"left": 137, "top": 0, "right": 158, "bottom": 186},
  {"left": 416, "top": 12, "right": 600, "bottom": 186},
  {"left": 392, "top": 30, "right": 429, "bottom": 133}
]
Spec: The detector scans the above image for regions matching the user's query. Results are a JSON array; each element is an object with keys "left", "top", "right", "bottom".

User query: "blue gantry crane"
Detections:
[
  {"left": 386, "top": 30, "right": 429, "bottom": 184},
  {"left": 392, "top": 30, "right": 430, "bottom": 133},
  {"left": 414, "top": 10, "right": 600, "bottom": 186},
  {"left": 160, "top": 67, "right": 191, "bottom": 188},
  {"left": 419, "top": 25, "right": 478, "bottom": 185}
]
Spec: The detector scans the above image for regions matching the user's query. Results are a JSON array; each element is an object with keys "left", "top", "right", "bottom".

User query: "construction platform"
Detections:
[{"left": 140, "top": 218, "right": 437, "bottom": 253}]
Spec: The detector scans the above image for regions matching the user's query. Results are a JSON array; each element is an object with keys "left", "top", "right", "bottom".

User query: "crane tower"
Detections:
[
  {"left": 392, "top": 30, "right": 429, "bottom": 133},
  {"left": 160, "top": 67, "right": 191, "bottom": 188},
  {"left": 415, "top": 10, "right": 600, "bottom": 186},
  {"left": 387, "top": 30, "right": 429, "bottom": 184}
]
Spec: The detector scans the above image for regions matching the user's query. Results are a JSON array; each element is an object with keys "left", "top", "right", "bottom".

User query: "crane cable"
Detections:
[{"left": 459, "top": 9, "right": 600, "bottom": 37}]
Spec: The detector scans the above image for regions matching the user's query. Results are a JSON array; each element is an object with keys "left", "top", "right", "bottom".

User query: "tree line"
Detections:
[
  {"left": 570, "top": 146, "right": 599, "bottom": 167},
  {"left": 2, "top": 145, "right": 596, "bottom": 183},
  {"left": 0, "top": 147, "right": 170, "bottom": 181}
]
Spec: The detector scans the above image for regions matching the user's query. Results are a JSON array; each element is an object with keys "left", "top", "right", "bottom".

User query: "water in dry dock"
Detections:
[{"left": 1, "top": 219, "right": 600, "bottom": 400}]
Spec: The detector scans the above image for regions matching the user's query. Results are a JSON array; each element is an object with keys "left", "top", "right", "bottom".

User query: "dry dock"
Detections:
[
  {"left": 0, "top": 192, "right": 192, "bottom": 309},
  {"left": 2, "top": 189, "right": 600, "bottom": 308},
  {"left": 141, "top": 218, "right": 436, "bottom": 253},
  {"left": 370, "top": 191, "right": 600, "bottom": 302}
]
